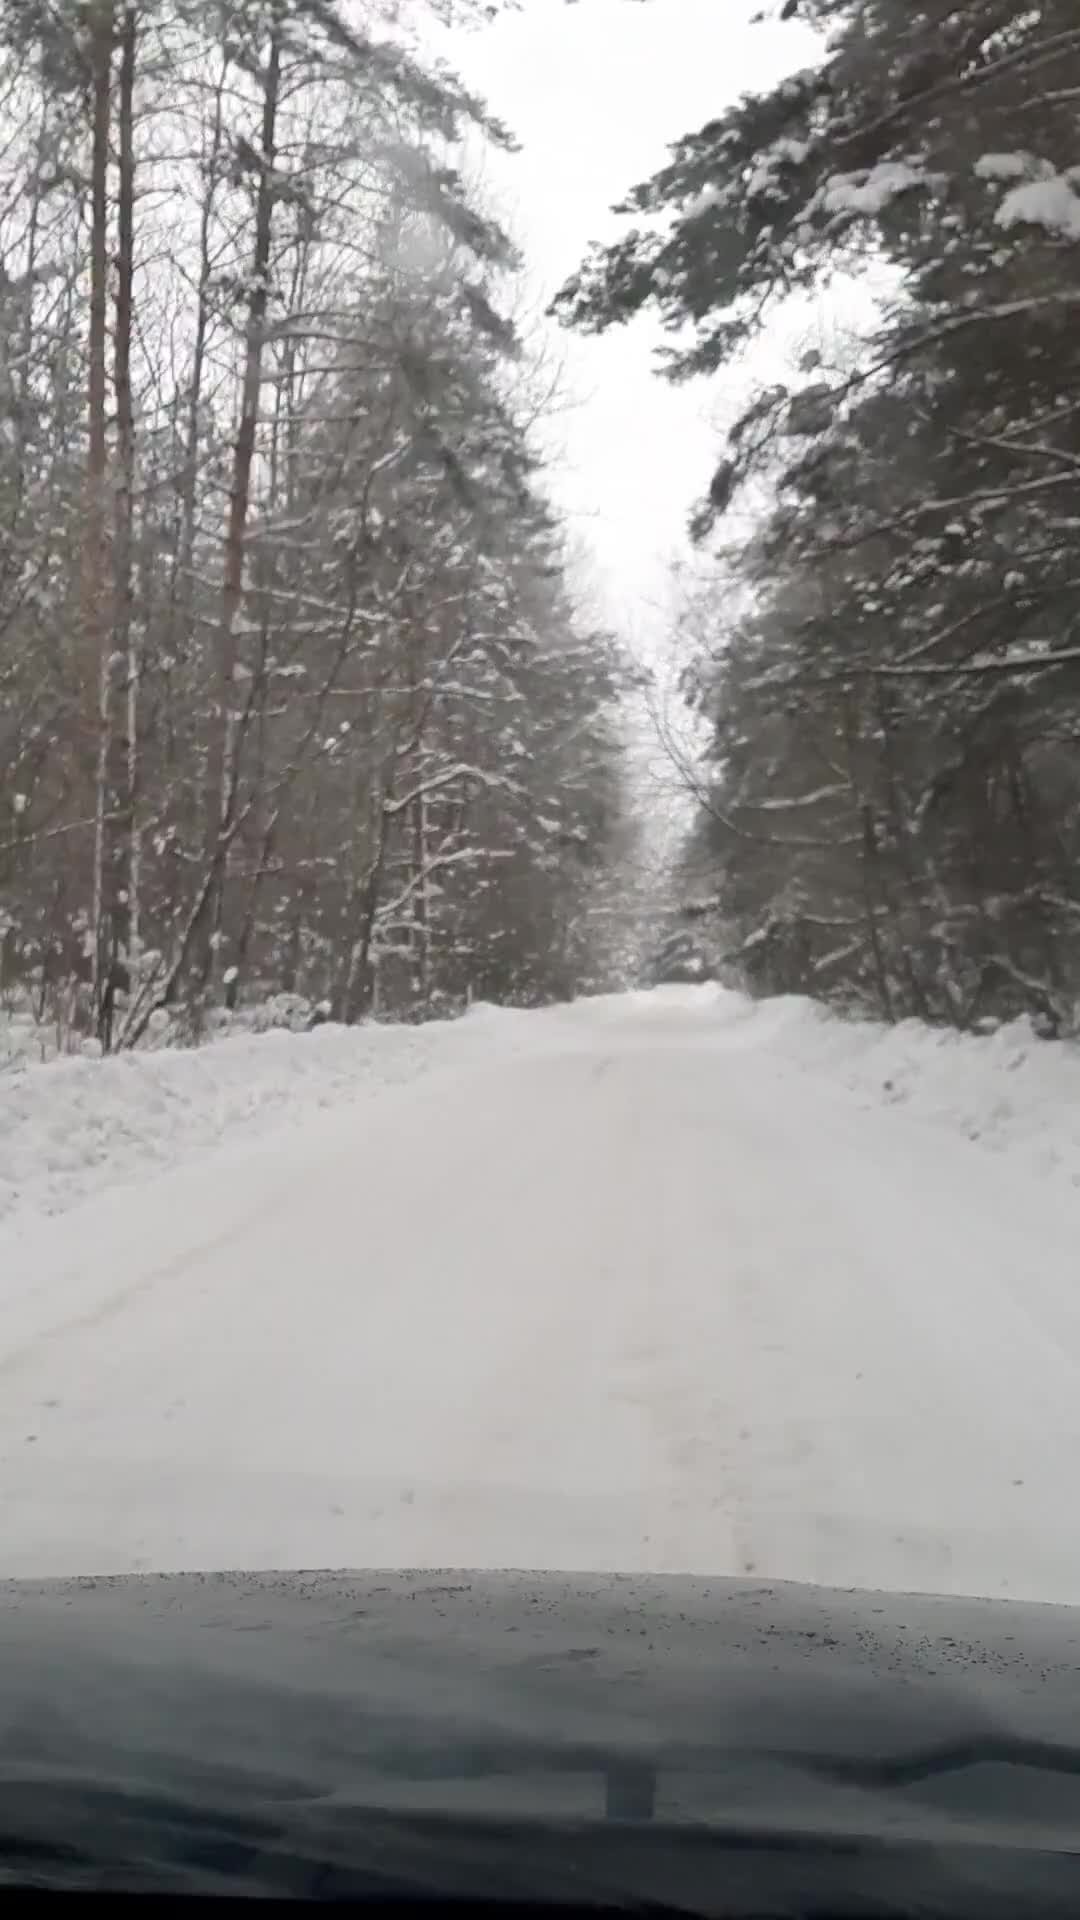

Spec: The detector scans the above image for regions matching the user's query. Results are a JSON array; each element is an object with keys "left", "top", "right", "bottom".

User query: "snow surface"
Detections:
[
  {"left": 818, "top": 160, "right": 928, "bottom": 218},
  {"left": 974, "top": 151, "right": 1035, "bottom": 183},
  {"left": 5, "top": 986, "right": 1080, "bottom": 1602},
  {"left": 995, "top": 173, "right": 1080, "bottom": 243},
  {"left": 0, "top": 1013, "right": 535, "bottom": 1224}
]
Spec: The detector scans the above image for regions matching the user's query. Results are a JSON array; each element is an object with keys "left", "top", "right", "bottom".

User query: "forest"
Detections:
[
  {"left": 561, "top": 0, "right": 1080, "bottom": 1034},
  {"left": 5, "top": 0, "right": 1079, "bottom": 1051},
  {"left": 0, "top": 0, "right": 636, "bottom": 1050}
]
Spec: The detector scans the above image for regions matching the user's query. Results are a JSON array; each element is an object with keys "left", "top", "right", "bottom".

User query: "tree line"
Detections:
[
  {"left": 558, "top": 0, "right": 1080, "bottom": 1033},
  {"left": 0, "top": 0, "right": 634, "bottom": 1051}
]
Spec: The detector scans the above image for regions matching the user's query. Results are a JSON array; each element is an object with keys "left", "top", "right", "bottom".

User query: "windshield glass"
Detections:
[{"left": 2, "top": 0, "right": 1078, "bottom": 1623}]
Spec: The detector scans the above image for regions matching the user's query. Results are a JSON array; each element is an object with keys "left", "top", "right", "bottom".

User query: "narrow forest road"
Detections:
[{"left": 4, "top": 990, "right": 1080, "bottom": 1602}]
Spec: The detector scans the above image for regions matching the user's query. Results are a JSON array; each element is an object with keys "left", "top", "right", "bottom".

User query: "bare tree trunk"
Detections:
[
  {"left": 3, "top": 97, "right": 48, "bottom": 587},
  {"left": 84, "top": 0, "right": 114, "bottom": 1042},
  {"left": 840, "top": 692, "right": 895, "bottom": 1024},
  {"left": 156, "top": 40, "right": 229, "bottom": 906},
  {"left": 873, "top": 682, "right": 930, "bottom": 1021},
  {"left": 341, "top": 779, "right": 394, "bottom": 1024},
  {"left": 99, "top": 2, "right": 138, "bottom": 1052},
  {"left": 171, "top": 40, "right": 229, "bottom": 632},
  {"left": 859, "top": 801, "right": 895, "bottom": 1023},
  {"left": 411, "top": 780, "right": 432, "bottom": 1007},
  {"left": 190, "top": 25, "right": 282, "bottom": 1005}
]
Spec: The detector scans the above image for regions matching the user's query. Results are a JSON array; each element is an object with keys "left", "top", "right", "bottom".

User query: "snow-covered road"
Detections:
[{"left": 4, "top": 988, "right": 1080, "bottom": 1601}]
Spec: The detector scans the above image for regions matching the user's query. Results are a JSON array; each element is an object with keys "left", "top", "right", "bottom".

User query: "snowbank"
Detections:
[
  {"left": 0, "top": 1007, "right": 541, "bottom": 1228},
  {"left": 6, "top": 984, "right": 1080, "bottom": 1232},
  {"left": 725, "top": 995, "right": 1080, "bottom": 1189},
  {"left": 562, "top": 985, "right": 1080, "bottom": 1190}
]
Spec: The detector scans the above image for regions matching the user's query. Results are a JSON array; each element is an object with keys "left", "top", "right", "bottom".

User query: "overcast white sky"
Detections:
[{"left": 436, "top": 0, "right": 821, "bottom": 649}]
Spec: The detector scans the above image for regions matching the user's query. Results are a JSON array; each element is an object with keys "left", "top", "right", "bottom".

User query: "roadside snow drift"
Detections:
[{"left": 4, "top": 985, "right": 1080, "bottom": 1604}]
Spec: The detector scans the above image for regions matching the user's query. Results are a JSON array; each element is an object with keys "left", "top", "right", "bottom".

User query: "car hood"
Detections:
[{"left": 3, "top": 1568, "right": 1080, "bottom": 1910}]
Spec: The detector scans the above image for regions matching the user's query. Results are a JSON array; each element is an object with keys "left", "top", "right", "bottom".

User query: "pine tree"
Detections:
[{"left": 558, "top": 0, "right": 1080, "bottom": 1029}]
